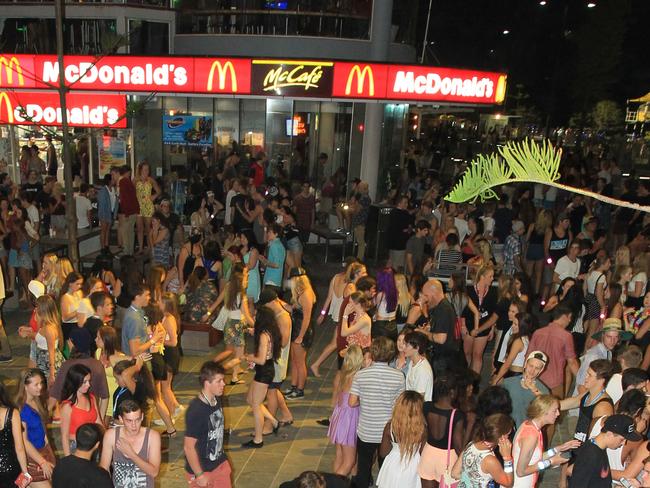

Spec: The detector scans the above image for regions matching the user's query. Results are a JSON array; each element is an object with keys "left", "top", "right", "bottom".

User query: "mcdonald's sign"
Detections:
[
  {"left": 0, "top": 55, "right": 34, "bottom": 88},
  {"left": 0, "top": 92, "right": 14, "bottom": 123},
  {"left": 194, "top": 58, "right": 251, "bottom": 94},
  {"left": 332, "top": 62, "right": 387, "bottom": 99}
]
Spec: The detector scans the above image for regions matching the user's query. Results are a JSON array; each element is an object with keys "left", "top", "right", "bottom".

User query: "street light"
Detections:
[
  {"left": 539, "top": 1, "right": 547, "bottom": 5},
  {"left": 502, "top": 29, "right": 510, "bottom": 35},
  {"left": 587, "top": 2, "right": 596, "bottom": 7}
]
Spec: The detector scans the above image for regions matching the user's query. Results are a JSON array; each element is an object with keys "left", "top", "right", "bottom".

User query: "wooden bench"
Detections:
[
  {"left": 180, "top": 321, "right": 221, "bottom": 353},
  {"left": 310, "top": 225, "right": 349, "bottom": 263}
]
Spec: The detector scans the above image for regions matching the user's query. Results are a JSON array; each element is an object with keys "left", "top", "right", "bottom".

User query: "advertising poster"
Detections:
[
  {"left": 162, "top": 115, "right": 213, "bottom": 147},
  {"left": 98, "top": 132, "right": 127, "bottom": 177}
]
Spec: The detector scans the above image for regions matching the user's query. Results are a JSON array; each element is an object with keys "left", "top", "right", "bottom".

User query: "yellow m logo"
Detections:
[
  {"left": 0, "top": 92, "right": 14, "bottom": 123},
  {"left": 207, "top": 60, "right": 237, "bottom": 92},
  {"left": 0, "top": 57, "right": 25, "bottom": 86},
  {"left": 345, "top": 65, "right": 374, "bottom": 96}
]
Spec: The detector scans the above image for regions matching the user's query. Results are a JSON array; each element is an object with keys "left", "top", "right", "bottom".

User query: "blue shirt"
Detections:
[
  {"left": 121, "top": 305, "right": 148, "bottom": 356},
  {"left": 264, "top": 238, "right": 286, "bottom": 287},
  {"left": 20, "top": 404, "right": 46, "bottom": 449}
]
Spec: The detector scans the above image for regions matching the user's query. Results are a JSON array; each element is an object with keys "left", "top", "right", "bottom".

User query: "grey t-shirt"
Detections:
[
  {"left": 502, "top": 375, "right": 549, "bottom": 427},
  {"left": 405, "top": 235, "right": 426, "bottom": 272}
]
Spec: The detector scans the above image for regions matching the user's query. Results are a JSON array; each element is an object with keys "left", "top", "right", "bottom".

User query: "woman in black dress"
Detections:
[
  {"left": 465, "top": 265, "right": 498, "bottom": 374},
  {"left": 0, "top": 381, "right": 30, "bottom": 487}
]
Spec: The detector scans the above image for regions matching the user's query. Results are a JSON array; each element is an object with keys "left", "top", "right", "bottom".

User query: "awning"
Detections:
[{"left": 630, "top": 92, "right": 650, "bottom": 103}]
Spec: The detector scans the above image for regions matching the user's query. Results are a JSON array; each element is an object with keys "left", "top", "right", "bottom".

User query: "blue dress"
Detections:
[{"left": 244, "top": 251, "right": 261, "bottom": 303}]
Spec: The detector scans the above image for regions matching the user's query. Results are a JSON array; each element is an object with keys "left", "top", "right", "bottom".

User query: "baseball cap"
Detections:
[
  {"left": 258, "top": 288, "right": 278, "bottom": 305},
  {"left": 603, "top": 414, "right": 642, "bottom": 441},
  {"left": 526, "top": 350, "right": 548, "bottom": 365},
  {"left": 28, "top": 280, "right": 45, "bottom": 299}
]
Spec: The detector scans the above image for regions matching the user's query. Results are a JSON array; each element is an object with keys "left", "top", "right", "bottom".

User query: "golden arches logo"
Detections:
[
  {"left": 207, "top": 60, "right": 238, "bottom": 92},
  {"left": 0, "top": 92, "right": 14, "bottom": 123},
  {"left": 345, "top": 65, "right": 374, "bottom": 97},
  {"left": 0, "top": 56, "right": 25, "bottom": 86},
  {"left": 495, "top": 75, "right": 507, "bottom": 104}
]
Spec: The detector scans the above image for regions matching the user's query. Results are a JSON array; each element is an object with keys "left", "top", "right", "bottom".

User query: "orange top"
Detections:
[{"left": 64, "top": 394, "right": 98, "bottom": 436}]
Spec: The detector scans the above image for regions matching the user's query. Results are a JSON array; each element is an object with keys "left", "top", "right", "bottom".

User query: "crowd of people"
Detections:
[{"left": 0, "top": 140, "right": 649, "bottom": 488}]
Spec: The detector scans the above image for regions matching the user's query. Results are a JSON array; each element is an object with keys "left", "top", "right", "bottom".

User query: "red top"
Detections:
[
  {"left": 64, "top": 393, "right": 98, "bottom": 436},
  {"left": 252, "top": 161, "right": 265, "bottom": 187},
  {"left": 118, "top": 178, "right": 139, "bottom": 216},
  {"left": 29, "top": 309, "right": 38, "bottom": 333},
  {"left": 528, "top": 323, "right": 576, "bottom": 390}
]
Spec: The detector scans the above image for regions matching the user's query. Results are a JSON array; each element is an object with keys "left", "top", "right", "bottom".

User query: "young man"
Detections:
[
  {"left": 404, "top": 331, "right": 433, "bottom": 401},
  {"left": 75, "top": 183, "right": 93, "bottom": 230},
  {"left": 503, "top": 220, "right": 526, "bottom": 275},
  {"left": 293, "top": 181, "right": 316, "bottom": 244},
  {"left": 52, "top": 423, "right": 112, "bottom": 488},
  {"left": 606, "top": 345, "right": 644, "bottom": 402},
  {"left": 84, "top": 291, "right": 114, "bottom": 356},
  {"left": 405, "top": 220, "right": 431, "bottom": 277},
  {"left": 100, "top": 400, "right": 161, "bottom": 487},
  {"left": 260, "top": 224, "right": 286, "bottom": 295},
  {"left": 121, "top": 284, "right": 163, "bottom": 357},
  {"left": 553, "top": 241, "right": 582, "bottom": 289},
  {"left": 568, "top": 414, "right": 641, "bottom": 488},
  {"left": 350, "top": 181, "right": 372, "bottom": 261},
  {"left": 349, "top": 336, "right": 405, "bottom": 488},
  {"left": 502, "top": 351, "right": 550, "bottom": 427},
  {"left": 387, "top": 195, "right": 414, "bottom": 272},
  {"left": 118, "top": 165, "right": 139, "bottom": 256},
  {"left": 184, "top": 361, "right": 231, "bottom": 488}
]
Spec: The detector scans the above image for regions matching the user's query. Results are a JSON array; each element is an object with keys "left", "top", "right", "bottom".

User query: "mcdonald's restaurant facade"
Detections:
[{"left": 0, "top": 53, "right": 506, "bottom": 197}]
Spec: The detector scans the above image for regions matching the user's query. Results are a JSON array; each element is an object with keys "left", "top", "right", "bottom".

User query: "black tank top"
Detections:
[
  {"left": 548, "top": 227, "right": 569, "bottom": 263},
  {"left": 574, "top": 392, "right": 613, "bottom": 442}
]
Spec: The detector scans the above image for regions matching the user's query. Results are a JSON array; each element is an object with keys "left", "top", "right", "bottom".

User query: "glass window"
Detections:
[
  {"left": 240, "top": 99, "right": 266, "bottom": 159},
  {"left": 266, "top": 99, "right": 293, "bottom": 176},
  {"left": 133, "top": 96, "right": 163, "bottom": 176},
  {"left": 215, "top": 99, "right": 240, "bottom": 162},
  {"left": 128, "top": 20, "right": 169, "bottom": 55}
]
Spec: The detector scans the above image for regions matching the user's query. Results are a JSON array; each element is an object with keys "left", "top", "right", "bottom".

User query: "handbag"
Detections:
[
  {"left": 211, "top": 306, "right": 229, "bottom": 331},
  {"left": 440, "top": 409, "right": 459, "bottom": 488}
]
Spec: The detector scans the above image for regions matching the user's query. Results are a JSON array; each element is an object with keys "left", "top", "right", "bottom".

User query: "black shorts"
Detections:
[
  {"left": 268, "top": 381, "right": 283, "bottom": 390},
  {"left": 254, "top": 359, "right": 275, "bottom": 385},
  {"left": 163, "top": 346, "right": 180, "bottom": 376},
  {"left": 291, "top": 322, "right": 314, "bottom": 348},
  {"left": 151, "top": 352, "right": 167, "bottom": 381}
]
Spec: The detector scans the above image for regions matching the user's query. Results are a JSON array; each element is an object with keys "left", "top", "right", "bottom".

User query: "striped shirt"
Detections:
[{"left": 351, "top": 362, "right": 405, "bottom": 443}]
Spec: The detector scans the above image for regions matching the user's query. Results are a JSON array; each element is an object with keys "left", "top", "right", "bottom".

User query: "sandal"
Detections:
[
  {"left": 161, "top": 429, "right": 177, "bottom": 438},
  {"left": 241, "top": 439, "right": 263, "bottom": 449},
  {"left": 278, "top": 419, "right": 294, "bottom": 427}
]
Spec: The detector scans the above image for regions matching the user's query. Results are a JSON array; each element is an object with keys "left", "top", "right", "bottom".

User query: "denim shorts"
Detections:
[{"left": 286, "top": 237, "right": 303, "bottom": 253}]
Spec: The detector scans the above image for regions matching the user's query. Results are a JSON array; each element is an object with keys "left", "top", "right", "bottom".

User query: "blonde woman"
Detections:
[
  {"left": 512, "top": 395, "right": 577, "bottom": 488},
  {"left": 36, "top": 253, "right": 59, "bottom": 296},
  {"left": 376, "top": 390, "right": 427, "bottom": 488},
  {"left": 133, "top": 161, "right": 161, "bottom": 254},
  {"left": 285, "top": 267, "right": 316, "bottom": 400},
  {"left": 394, "top": 273, "right": 412, "bottom": 331},
  {"left": 327, "top": 345, "right": 363, "bottom": 477},
  {"left": 59, "top": 272, "right": 83, "bottom": 345},
  {"left": 615, "top": 245, "right": 631, "bottom": 269},
  {"left": 467, "top": 239, "right": 493, "bottom": 275},
  {"left": 32, "top": 296, "right": 64, "bottom": 388},
  {"left": 205, "top": 262, "right": 254, "bottom": 384},
  {"left": 525, "top": 210, "right": 553, "bottom": 295},
  {"left": 627, "top": 253, "right": 648, "bottom": 308},
  {"left": 466, "top": 266, "right": 498, "bottom": 374},
  {"left": 340, "top": 292, "right": 372, "bottom": 350},
  {"left": 310, "top": 259, "right": 361, "bottom": 378},
  {"left": 158, "top": 292, "right": 181, "bottom": 418},
  {"left": 16, "top": 369, "right": 56, "bottom": 488},
  {"left": 56, "top": 257, "right": 73, "bottom": 285}
]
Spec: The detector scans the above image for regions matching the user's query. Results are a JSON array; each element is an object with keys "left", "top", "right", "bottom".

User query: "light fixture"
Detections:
[
  {"left": 502, "top": 29, "right": 510, "bottom": 35},
  {"left": 539, "top": 0, "right": 546, "bottom": 5},
  {"left": 587, "top": 2, "right": 596, "bottom": 7}
]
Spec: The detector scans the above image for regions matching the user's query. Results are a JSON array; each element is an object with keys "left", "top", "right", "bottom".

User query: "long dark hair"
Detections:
[
  {"left": 62, "top": 364, "right": 91, "bottom": 405},
  {"left": 60, "top": 271, "right": 83, "bottom": 300},
  {"left": 512, "top": 312, "right": 537, "bottom": 341},
  {"left": 254, "top": 307, "right": 281, "bottom": 361},
  {"left": 98, "top": 325, "right": 120, "bottom": 358},
  {"left": 113, "top": 359, "right": 157, "bottom": 401}
]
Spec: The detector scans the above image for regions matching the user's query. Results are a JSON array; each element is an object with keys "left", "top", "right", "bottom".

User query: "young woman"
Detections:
[
  {"left": 492, "top": 275, "right": 517, "bottom": 369},
  {"left": 134, "top": 161, "right": 161, "bottom": 254},
  {"left": 340, "top": 291, "right": 372, "bottom": 350},
  {"left": 452, "top": 413, "right": 514, "bottom": 488},
  {"left": 327, "top": 345, "right": 363, "bottom": 477},
  {"left": 158, "top": 292, "right": 182, "bottom": 420},
  {"left": 376, "top": 390, "right": 427, "bottom": 488},
  {"left": 280, "top": 206, "right": 303, "bottom": 269},
  {"left": 493, "top": 300, "right": 527, "bottom": 374},
  {"left": 512, "top": 395, "right": 576, "bottom": 488},
  {"left": 525, "top": 210, "right": 553, "bottom": 295},
  {"left": 374, "top": 265, "right": 398, "bottom": 340},
  {"left": 613, "top": 265, "right": 633, "bottom": 305},
  {"left": 418, "top": 375, "right": 465, "bottom": 488},
  {"left": 311, "top": 260, "right": 364, "bottom": 378},
  {"left": 201, "top": 240, "right": 223, "bottom": 287},
  {"left": 16, "top": 369, "right": 56, "bottom": 488},
  {"left": 0, "top": 381, "right": 30, "bottom": 488},
  {"left": 390, "top": 328, "right": 412, "bottom": 376},
  {"left": 286, "top": 267, "right": 317, "bottom": 400},
  {"left": 32, "top": 295, "right": 63, "bottom": 388},
  {"left": 542, "top": 214, "right": 572, "bottom": 301},
  {"left": 59, "top": 271, "right": 83, "bottom": 344},
  {"left": 186, "top": 267, "right": 218, "bottom": 323},
  {"left": 242, "top": 307, "right": 281, "bottom": 448},
  {"left": 190, "top": 196, "right": 211, "bottom": 235},
  {"left": 97, "top": 173, "right": 117, "bottom": 250},
  {"left": 95, "top": 326, "right": 127, "bottom": 423},
  {"left": 394, "top": 273, "right": 412, "bottom": 332},
  {"left": 606, "top": 283, "right": 624, "bottom": 320},
  {"left": 36, "top": 253, "right": 59, "bottom": 296},
  {"left": 204, "top": 262, "right": 254, "bottom": 384},
  {"left": 177, "top": 231, "right": 203, "bottom": 287},
  {"left": 8, "top": 215, "right": 33, "bottom": 305},
  {"left": 59, "top": 364, "right": 101, "bottom": 455},
  {"left": 447, "top": 272, "right": 479, "bottom": 364},
  {"left": 583, "top": 254, "right": 611, "bottom": 343},
  {"left": 240, "top": 230, "right": 261, "bottom": 306},
  {"left": 465, "top": 266, "right": 498, "bottom": 374},
  {"left": 627, "top": 253, "right": 648, "bottom": 308},
  {"left": 149, "top": 211, "right": 171, "bottom": 267},
  {"left": 491, "top": 313, "right": 536, "bottom": 384}
]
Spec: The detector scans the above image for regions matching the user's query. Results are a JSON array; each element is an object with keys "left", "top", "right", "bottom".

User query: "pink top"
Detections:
[
  {"left": 513, "top": 420, "right": 543, "bottom": 488},
  {"left": 528, "top": 324, "right": 576, "bottom": 389}
]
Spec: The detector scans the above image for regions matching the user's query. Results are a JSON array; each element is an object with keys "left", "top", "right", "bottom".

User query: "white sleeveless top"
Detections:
[
  {"left": 226, "top": 294, "right": 242, "bottom": 320},
  {"left": 35, "top": 331, "right": 57, "bottom": 351},
  {"left": 329, "top": 289, "right": 344, "bottom": 321},
  {"left": 512, "top": 336, "right": 529, "bottom": 369}
]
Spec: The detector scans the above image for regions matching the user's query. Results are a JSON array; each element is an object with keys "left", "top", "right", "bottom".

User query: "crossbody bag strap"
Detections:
[{"left": 446, "top": 409, "right": 457, "bottom": 468}]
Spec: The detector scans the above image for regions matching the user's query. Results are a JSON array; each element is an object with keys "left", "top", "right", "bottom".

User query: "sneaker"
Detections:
[
  {"left": 283, "top": 385, "right": 296, "bottom": 396},
  {"left": 153, "top": 418, "right": 166, "bottom": 426},
  {"left": 0, "top": 356, "right": 13, "bottom": 364},
  {"left": 285, "top": 389, "right": 304, "bottom": 400}
]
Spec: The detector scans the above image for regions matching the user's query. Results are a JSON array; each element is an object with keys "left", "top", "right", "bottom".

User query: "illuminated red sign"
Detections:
[
  {"left": 0, "top": 54, "right": 506, "bottom": 105},
  {"left": 0, "top": 91, "right": 127, "bottom": 128}
]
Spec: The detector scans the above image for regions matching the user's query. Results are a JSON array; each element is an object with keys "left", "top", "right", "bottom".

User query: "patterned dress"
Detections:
[{"left": 135, "top": 180, "right": 154, "bottom": 218}]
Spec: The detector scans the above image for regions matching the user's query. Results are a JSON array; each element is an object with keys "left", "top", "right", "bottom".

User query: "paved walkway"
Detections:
[{"left": 0, "top": 254, "right": 571, "bottom": 487}]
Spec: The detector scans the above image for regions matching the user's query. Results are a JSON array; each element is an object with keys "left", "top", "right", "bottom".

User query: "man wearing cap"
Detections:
[
  {"left": 568, "top": 414, "right": 641, "bottom": 488},
  {"left": 502, "top": 351, "right": 550, "bottom": 427},
  {"left": 572, "top": 318, "right": 628, "bottom": 398},
  {"left": 503, "top": 220, "right": 526, "bottom": 275}
]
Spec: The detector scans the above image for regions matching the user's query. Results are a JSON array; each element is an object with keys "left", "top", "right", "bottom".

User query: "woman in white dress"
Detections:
[{"left": 376, "top": 390, "right": 426, "bottom": 488}]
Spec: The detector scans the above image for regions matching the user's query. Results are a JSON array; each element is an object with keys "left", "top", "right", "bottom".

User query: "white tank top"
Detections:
[
  {"left": 35, "top": 331, "right": 57, "bottom": 351},
  {"left": 329, "top": 289, "right": 344, "bottom": 321},
  {"left": 512, "top": 337, "right": 529, "bottom": 369},
  {"left": 226, "top": 294, "right": 242, "bottom": 320},
  {"left": 377, "top": 293, "right": 397, "bottom": 320}
]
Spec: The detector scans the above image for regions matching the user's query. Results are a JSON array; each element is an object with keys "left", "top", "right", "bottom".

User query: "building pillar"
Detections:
[{"left": 360, "top": 0, "right": 393, "bottom": 200}]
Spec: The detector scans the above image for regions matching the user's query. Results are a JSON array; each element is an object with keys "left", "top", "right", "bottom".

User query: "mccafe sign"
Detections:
[{"left": 0, "top": 54, "right": 506, "bottom": 105}]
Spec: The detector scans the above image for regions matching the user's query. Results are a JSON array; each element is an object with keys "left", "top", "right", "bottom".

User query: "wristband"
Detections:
[
  {"left": 206, "top": 311, "right": 211, "bottom": 316},
  {"left": 545, "top": 448, "right": 557, "bottom": 458},
  {"left": 320, "top": 310, "right": 326, "bottom": 316},
  {"left": 537, "top": 459, "right": 552, "bottom": 471},
  {"left": 194, "top": 471, "right": 204, "bottom": 478}
]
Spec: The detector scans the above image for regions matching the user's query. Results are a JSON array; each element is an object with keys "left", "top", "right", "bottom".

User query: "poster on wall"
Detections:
[
  {"left": 98, "top": 131, "right": 127, "bottom": 177},
  {"left": 162, "top": 115, "right": 213, "bottom": 146}
]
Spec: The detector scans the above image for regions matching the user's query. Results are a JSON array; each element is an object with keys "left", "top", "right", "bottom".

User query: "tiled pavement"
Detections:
[{"left": 0, "top": 254, "right": 570, "bottom": 487}]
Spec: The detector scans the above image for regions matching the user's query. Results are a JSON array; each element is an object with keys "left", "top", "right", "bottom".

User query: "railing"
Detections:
[
  {"left": 626, "top": 111, "right": 638, "bottom": 123},
  {"left": 176, "top": 8, "right": 370, "bottom": 39}
]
